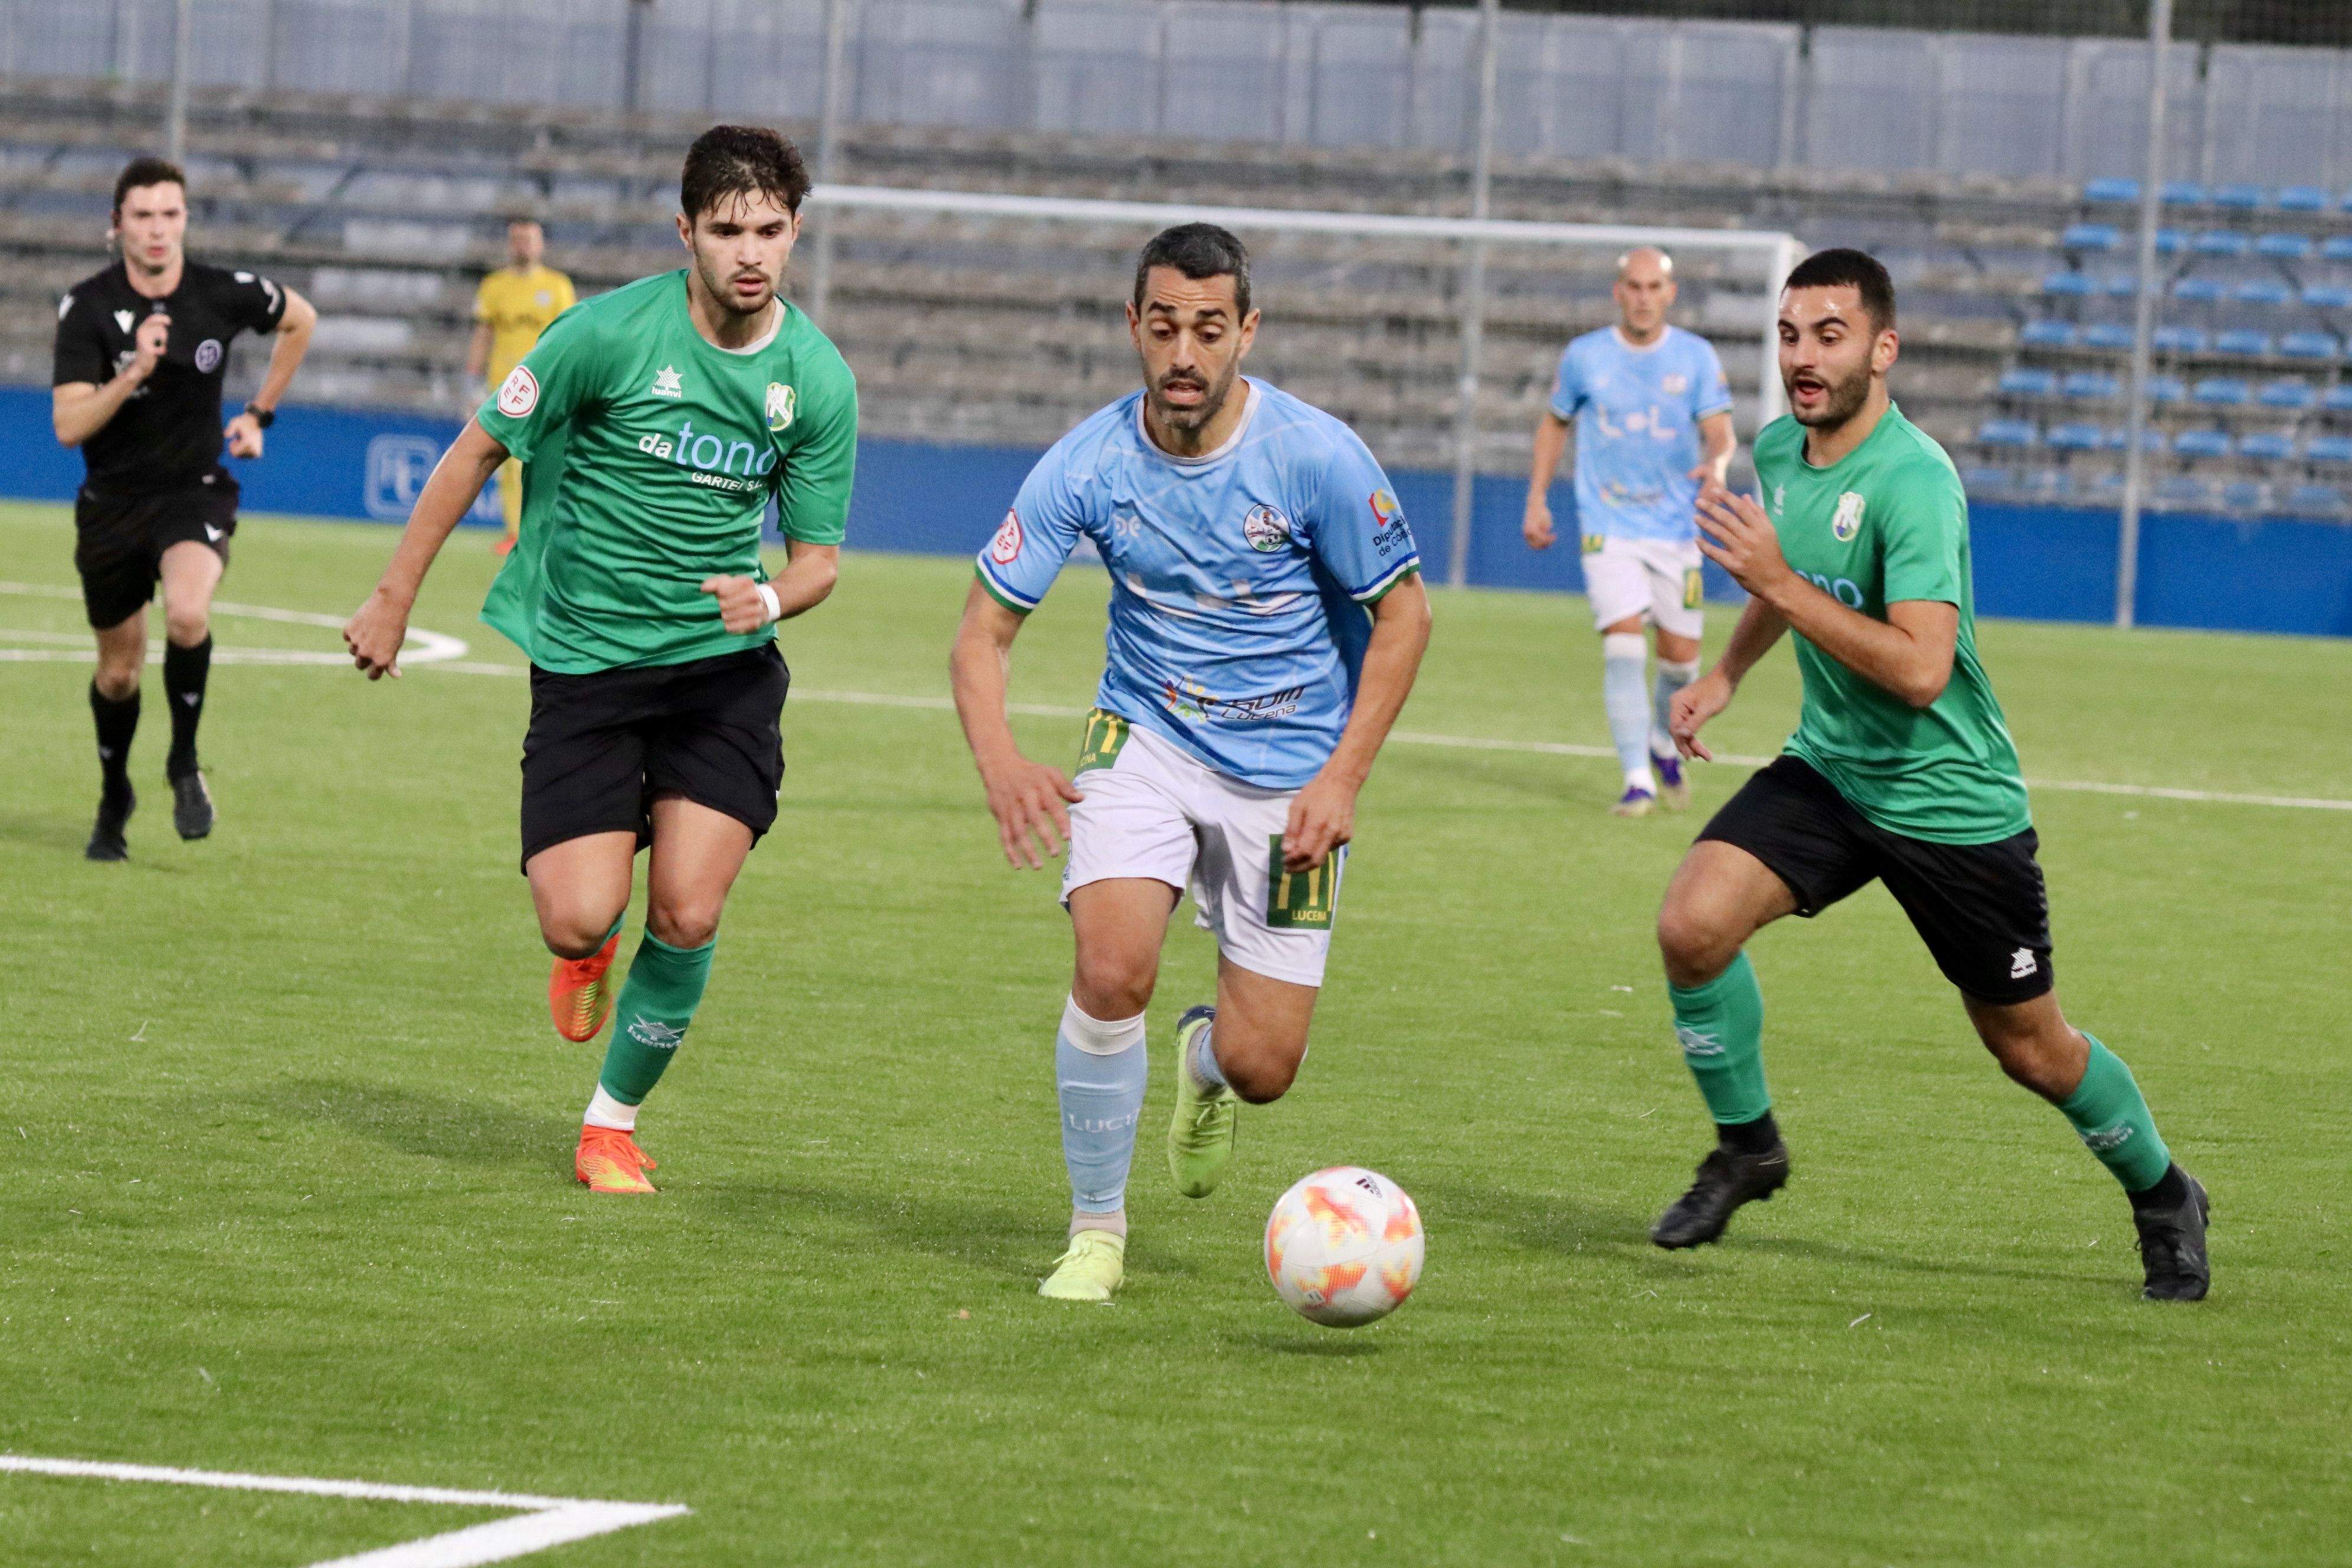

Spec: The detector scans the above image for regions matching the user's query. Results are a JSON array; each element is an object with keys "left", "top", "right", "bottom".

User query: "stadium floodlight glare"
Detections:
[{"left": 806, "top": 184, "right": 1804, "bottom": 584}]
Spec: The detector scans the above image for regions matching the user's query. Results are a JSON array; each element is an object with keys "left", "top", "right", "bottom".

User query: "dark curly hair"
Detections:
[{"left": 680, "top": 125, "right": 811, "bottom": 223}]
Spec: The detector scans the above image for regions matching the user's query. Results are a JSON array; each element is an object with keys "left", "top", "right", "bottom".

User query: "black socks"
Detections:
[
  {"left": 90, "top": 681, "right": 139, "bottom": 799},
  {"left": 1717, "top": 1110, "right": 1782, "bottom": 1156},
  {"left": 164, "top": 635, "right": 211, "bottom": 780}
]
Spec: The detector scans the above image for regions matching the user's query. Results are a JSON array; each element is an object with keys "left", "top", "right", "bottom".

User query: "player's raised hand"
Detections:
[
  {"left": 1282, "top": 772, "right": 1357, "bottom": 873},
  {"left": 1522, "top": 493, "right": 1556, "bottom": 551},
  {"left": 700, "top": 574, "right": 776, "bottom": 634},
  {"left": 1669, "top": 667, "right": 1735, "bottom": 762},
  {"left": 979, "top": 753, "right": 1082, "bottom": 870},
  {"left": 1693, "top": 483, "right": 1789, "bottom": 596},
  {"left": 129, "top": 311, "right": 170, "bottom": 383},
  {"left": 224, "top": 411, "right": 264, "bottom": 458},
  {"left": 342, "top": 587, "right": 411, "bottom": 681}
]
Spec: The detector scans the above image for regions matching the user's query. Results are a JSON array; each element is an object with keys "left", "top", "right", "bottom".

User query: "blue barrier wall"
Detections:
[{"left": 7, "top": 388, "right": 2349, "bottom": 636}]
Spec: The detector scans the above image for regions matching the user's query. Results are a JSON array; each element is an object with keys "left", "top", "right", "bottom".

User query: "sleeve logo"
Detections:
[
  {"left": 496, "top": 364, "right": 538, "bottom": 417},
  {"left": 1242, "top": 503, "right": 1291, "bottom": 553},
  {"left": 1368, "top": 488, "right": 1403, "bottom": 527},
  {"left": 1832, "top": 491, "right": 1866, "bottom": 542},
  {"left": 57, "top": 292, "right": 73, "bottom": 320},
  {"left": 989, "top": 509, "right": 1024, "bottom": 564}
]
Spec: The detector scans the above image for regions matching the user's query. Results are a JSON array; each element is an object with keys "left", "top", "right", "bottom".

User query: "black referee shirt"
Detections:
[{"left": 53, "top": 259, "right": 288, "bottom": 494}]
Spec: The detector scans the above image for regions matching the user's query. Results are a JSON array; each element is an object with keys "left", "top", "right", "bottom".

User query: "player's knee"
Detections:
[
  {"left": 1656, "top": 899, "right": 1736, "bottom": 986},
  {"left": 1070, "top": 952, "right": 1155, "bottom": 1020},
  {"left": 163, "top": 606, "right": 209, "bottom": 646},
  {"left": 1222, "top": 1050, "right": 1298, "bottom": 1105},
  {"left": 646, "top": 898, "right": 722, "bottom": 950},
  {"left": 92, "top": 663, "right": 141, "bottom": 701},
  {"left": 540, "top": 908, "right": 619, "bottom": 960},
  {"left": 1979, "top": 1018, "right": 2076, "bottom": 1099}
]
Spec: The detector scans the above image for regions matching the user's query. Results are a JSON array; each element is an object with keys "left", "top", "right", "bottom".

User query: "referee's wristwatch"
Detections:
[{"left": 243, "top": 403, "right": 275, "bottom": 429}]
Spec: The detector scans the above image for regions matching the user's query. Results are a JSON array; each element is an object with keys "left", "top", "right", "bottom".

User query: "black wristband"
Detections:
[{"left": 244, "top": 403, "right": 275, "bottom": 429}]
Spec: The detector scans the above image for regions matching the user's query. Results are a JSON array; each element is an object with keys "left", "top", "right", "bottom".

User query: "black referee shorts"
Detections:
[
  {"left": 73, "top": 469, "right": 239, "bottom": 629},
  {"left": 1698, "top": 754, "right": 2054, "bottom": 1005},
  {"left": 518, "top": 645, "right": 789, "bottom": 871}
]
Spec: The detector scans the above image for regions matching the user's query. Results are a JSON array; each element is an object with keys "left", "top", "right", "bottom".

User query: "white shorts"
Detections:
[
  {"left": 1582, "top": 534, "right": 1705, "bottom": 639},
  {"left": 1060, "top": 712, "right": 1341, "bottom": 988}
]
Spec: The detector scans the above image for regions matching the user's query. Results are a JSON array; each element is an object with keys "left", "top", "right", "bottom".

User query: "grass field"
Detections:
[{"left": 5, "top": 499, "right": 2350, "bottom": 1567}]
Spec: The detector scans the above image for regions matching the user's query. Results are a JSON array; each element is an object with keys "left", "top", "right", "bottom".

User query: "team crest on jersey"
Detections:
[
  {"left": 1770, "top": 483, "right": 1786, "bottom": 518},
  {"left": 496, "top": 364, "right": 538, "bottom": 417},
  {"left": 766, "top": 381, "right": 797, "bottom": 433},
  {"left": 1832, "top": 491, "right": 1866, "bottom": 542},
  {"left": 194, "top": 339, "right": 222, "bottom": 373},
  {"left": 1242, "top": 503, "right": 1291, "bottom": 553},
  {"left": 651, "top": 364, "right": 684, "bottom": 398},
  {"left": 1662, "top": 373, "right": 1688, "bottom": 395},
  {"left": 990, "top": 509, "right": 1024, "bottom": 565}
]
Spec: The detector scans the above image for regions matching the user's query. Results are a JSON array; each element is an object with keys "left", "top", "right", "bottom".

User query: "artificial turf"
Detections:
[{"left": 4, "top": 503, "right": 2348, "bottom": 1565}]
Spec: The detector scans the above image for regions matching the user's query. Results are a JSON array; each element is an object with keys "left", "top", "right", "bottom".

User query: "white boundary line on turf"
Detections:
[
  {"left": 0, "top": 582, "right": 469, "bottom": 668},
  {"left": 8, "top": 582, "right": 2345, "bottom": 813},
  {"left": 0, "top": 1454, "right": 688, "bottom": 1568}
]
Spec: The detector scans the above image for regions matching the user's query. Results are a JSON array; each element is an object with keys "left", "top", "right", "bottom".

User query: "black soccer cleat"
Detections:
[
  {"left": 86, "top": 785, "right": 134, "bottom": 862},
  {"left": 2132, "top": 1167, "right": 2210, "bottom": 1302},
  {"left": 171, "top": 769, "right": 215, "bottom": 841},
  {"left": 1651, "top": 1141, "right": 1791, "bottom": 1249}
]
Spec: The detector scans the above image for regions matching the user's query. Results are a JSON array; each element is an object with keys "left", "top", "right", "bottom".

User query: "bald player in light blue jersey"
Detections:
[
  {"left": 950, "top": 224, "right": 1433, "bottom": 1305},
  {"left": 1525, "top": 247, "right": 1736, "bottom": 816}
]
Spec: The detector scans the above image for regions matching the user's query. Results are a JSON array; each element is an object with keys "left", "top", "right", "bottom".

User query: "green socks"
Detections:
[
  {"left": 1668, "top": 951, "right": 1772, "bottom": 1128},
  {"left": 2057, "top": 1034, "right": 2172, "bottom": 1193},
  {"left": 597, "top": 933, "right": 716, "bottom": 1106}
]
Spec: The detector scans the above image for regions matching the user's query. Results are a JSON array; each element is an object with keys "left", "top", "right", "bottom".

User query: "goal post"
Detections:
[{"left": 804, "top": 184, "right": 1802, "bottom": 587}]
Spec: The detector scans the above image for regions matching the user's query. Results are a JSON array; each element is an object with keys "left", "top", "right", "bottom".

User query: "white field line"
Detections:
[
  {"left": 0, "top": 582, "right": 468, "bottom": 667},
  {"left": 5, "top": 583, "right": 2345, "bottom": 813},
  {"left": 0, "top": 1454, "right": 687, "bottom": 1568}
]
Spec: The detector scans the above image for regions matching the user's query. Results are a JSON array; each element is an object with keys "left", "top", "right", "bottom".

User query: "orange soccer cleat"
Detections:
[
  {"left": 548, "top": 933, "right": 620, "bottom": 1043},
  {"left": 576, "top": 1125, "right": 659, "bottom": 1194}
]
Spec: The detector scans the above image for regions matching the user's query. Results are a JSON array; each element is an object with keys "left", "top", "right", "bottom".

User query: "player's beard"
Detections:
[
  {"left": 1148, "top": 360, "right": 1237, "bottom": 437},
  {"left": 695, "top": 254, "right": 780, "bottom": 319},
  {"left": 1787, "top": 357, "right": 1873, "bottom": 430}
]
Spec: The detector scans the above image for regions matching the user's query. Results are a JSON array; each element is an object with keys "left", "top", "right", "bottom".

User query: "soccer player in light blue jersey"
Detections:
[
  {"left": 949, "top": 224, "right": 1433, "bottom": 1304},
  {"left": 1524, "top": 247, "right": 1736, "bottom": 816}
]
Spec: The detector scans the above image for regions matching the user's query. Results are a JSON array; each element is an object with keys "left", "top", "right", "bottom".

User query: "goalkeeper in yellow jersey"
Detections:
[{"left": 466, "top": 215, "right": 576, "bottom": 554}]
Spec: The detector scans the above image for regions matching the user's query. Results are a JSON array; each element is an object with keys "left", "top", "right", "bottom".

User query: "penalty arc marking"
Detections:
[
  {"left": 3, "top": 582, "right": 2345, "bottom": 815},
  {"left": 0, "top": 1454, "right": 688, "bottom": 1567}
]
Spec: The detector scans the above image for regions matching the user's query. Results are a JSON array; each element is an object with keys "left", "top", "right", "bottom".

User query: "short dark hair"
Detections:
[
  {"left": 679, "top": 125, "right": 811, "bottom": 223},
  {"left": 1782, "top": 246, "right": 1896, "bottom": 331},
  {"left": 1133, "top": 223, "right": 1252, "bottom": 318},
  {"left": 113, "top": 155, "right": 185, "bottom": 215}
]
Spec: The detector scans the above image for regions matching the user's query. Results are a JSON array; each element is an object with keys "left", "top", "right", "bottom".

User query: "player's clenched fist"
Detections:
[
  {"left": 342, "top": 587, "right": 411, "bottom": 681},
  {"left": 700, "top": 574, "right": 778, "bottom": 634},
  {"left": 129, "top": 311, "right": 170, "bottom": 383},
  {"left": 979, "top": 754, "right": 1083, "bottom": 870},
  {"left": 1522, "top": 493, "right": 1557, "bottom": 551},
  {"left": 1282, "top": 772, "right": 1357, "bottom": 873}
]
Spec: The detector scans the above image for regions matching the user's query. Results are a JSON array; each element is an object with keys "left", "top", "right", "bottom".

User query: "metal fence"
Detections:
[{"left": 9, "top": 0, "right": 2352, "bottom": 188}]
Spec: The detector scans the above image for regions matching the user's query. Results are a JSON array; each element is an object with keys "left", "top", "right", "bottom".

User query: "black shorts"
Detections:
[
  {"left": 73, "top": 469, "right": 239, "bottom": 629},
  {"left": 1698, "top": 755, "right": 2054, "bottom": 1005},
  {"left": 519, "top": 645, "right": 789, "bottom": 871}
]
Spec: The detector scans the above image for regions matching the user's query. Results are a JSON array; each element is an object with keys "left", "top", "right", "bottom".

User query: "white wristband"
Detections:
[{"left": 754, "top": 583, "right": 782, "bottom": 626}]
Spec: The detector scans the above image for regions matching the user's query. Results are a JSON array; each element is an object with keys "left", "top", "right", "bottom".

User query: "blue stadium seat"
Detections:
[
  {"left": 2237, "top": 431, "right": 2297, "bottom": 461},
  {"left": 2283, "top": 482, "right": 2346, "bottom": 517},
  {"left": 2018, "top": 319, "right": 2078, "bottom": 348},
  {"left": 1959, "top": 464, "right": 2015, "bottom": 495},
  {"left": 2232, "top": 279, "right": 2292, "bottom": 306},
  {"left": 2301, "top": 284, "right": 2352, "bottom": 309},
  {"left": 2191, "top": 378, "right": 2250, "bottom": 406},
  {"left": 2083, "top": 322, "right": 2135, "bottom": 350},
  {"left": 2102, "top": 275, "right": 2142, "bottom": 298},
  {"left": 2161, "top": 181, "right": 2209, "bottom": 205},
  {"left": 2259, "top": 377, "right": 2318, "bottom": 410},
  {"left": 2061, "top": 371, "right": 2119, "bottom": 400},
  {"left": 2084, "top": 177, "right": 2140, "bottom": 204},
  {"left": 2255, "top": 233, "right": 2312, "bottom": 261},
  {"left": 2279, "top": 331, "right": 2340, "bottom": 360},
  {"left": 2155, "top": 475, "right": 2214, "bottom": 508},
  {"left": 2155, "top": 228, "right": 2188, "bottom": 256},
  {"left": 2324, "top": 387, "right": 2352, "bottom": 416},
  {"left": 2153, "top": 325, "right": 2209, "bottom": 354},
  {"left": 2214, "top": 329, "right": 2272, "bottom": 357},
  {"left": 2105, "top": 424, "right": 2166, "bottom": 453},
  {"left": 2173, "top": 428, "right": 2233, "bottom": 459},
  {"left": 1976, "top": 418, "right": 2038, "bottom": 450},
  {"left": 2213, "top": 183, "right": 2266, "bottom": 210},
  {"left": 2046, "top": 422, "right": 2104, "bottom": 452},
  {"left": 1998, "top": 367, "right": 2059, "bottom": 398},
  {"left": 2171, "top": 277, "right": 2225, "bottom": 304},
  {"left": 2220, "top": 480, "right": 2269, "bottom": 511},
  {"left": 2042, "top": 271, "right": 2096, "bottom": 298},
  {"left": 2191, "top": 230, "right": 2250, "bottom": 257},
  {"left": 2278, "top": 186, "right": 2330, "bottom": 213},
  {"left": 2322, "top": 236, "right": 2352, "bottom": 262},
  {"left": 2305, "top": 434, "right": 2352, "bottom": 463},
  {"left": 2062, "top": 223, "right": 2120, "bottom": 253},
  {"left": 2147, "top": 375, "right": 2188, "bottom": 404}
]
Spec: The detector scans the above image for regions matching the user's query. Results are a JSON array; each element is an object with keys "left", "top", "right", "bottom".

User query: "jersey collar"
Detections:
[
  {"left": 1611, "top": 325, "right": 1670, "bottom": 354},
  {"left": 1135, "top": 377, "right": 1261, "bottom": 467}
]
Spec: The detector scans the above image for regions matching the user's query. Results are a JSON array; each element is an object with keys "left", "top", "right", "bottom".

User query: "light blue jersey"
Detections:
[
  {"left": 976, "top": 378, "right": 1420, "bottom": 791},
  {"left": 1550, "top": 324, "right": 1733, "bottom": 544}
]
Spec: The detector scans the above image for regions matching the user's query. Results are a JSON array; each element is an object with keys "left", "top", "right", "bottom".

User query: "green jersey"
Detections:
[
  {"left": 1751, "top": 403, "right": 2030, "bottom": 844},
  {"left": 474, "top": 270, "right": 857, "bottom": 674}
]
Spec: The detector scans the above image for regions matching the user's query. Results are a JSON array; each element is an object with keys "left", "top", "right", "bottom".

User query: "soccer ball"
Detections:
[{"left": 1264, "top": 1166, "right": 1424, "bottom": 1328}]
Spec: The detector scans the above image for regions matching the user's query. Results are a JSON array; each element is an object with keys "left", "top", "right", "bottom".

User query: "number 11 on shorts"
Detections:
[{"left": 1266, "top": 834, "right": 1338, "bottom": 929}]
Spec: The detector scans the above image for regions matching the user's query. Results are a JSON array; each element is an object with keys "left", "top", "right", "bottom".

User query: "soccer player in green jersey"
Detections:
[
  {"left": 342, "top": 126, "right": 855, "bottom": 1194},
  {"left": 1651, "top": 249, "right": 2208, "bottom": 1300}
]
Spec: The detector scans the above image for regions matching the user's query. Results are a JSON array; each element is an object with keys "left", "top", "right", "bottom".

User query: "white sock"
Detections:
[
  {"left": 1602, "top": 632, "right": 1653, "bottom": 792},
  {"left": 583, "top": 1084, "right": 638, "bottom": 1131}
]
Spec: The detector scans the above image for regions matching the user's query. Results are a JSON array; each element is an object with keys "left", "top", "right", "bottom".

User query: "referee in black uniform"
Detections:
[{"left": 51, "top": 156, "right": 316, "bottom": 860}]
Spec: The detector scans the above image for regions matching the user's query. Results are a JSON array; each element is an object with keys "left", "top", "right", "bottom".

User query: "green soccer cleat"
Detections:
[
  {"left": 1167, "top": 1004, "right": 1239, "bottom": 1199},
  {"left": 1038, "top": 1229, "right": 1125, "bottom": 1302}
]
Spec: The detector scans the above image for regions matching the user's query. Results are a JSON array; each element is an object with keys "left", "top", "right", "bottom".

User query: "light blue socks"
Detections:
[
  {"left": 1602, "top": 632, "right": 1654, "bottom": 790},
  {"left": 1056, "top": 995, "right": 1148, "bottom": 1232}
]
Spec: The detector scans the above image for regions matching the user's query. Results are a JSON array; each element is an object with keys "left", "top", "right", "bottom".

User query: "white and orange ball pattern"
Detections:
[{"left": 1264, "top": 1166, "right": 1424, "bottom": 1328}]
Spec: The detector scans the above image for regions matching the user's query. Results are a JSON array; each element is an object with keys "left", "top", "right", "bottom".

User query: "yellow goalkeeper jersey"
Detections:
[{"left": 473, "top": 264, "right": 576, "bottom": 381}]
